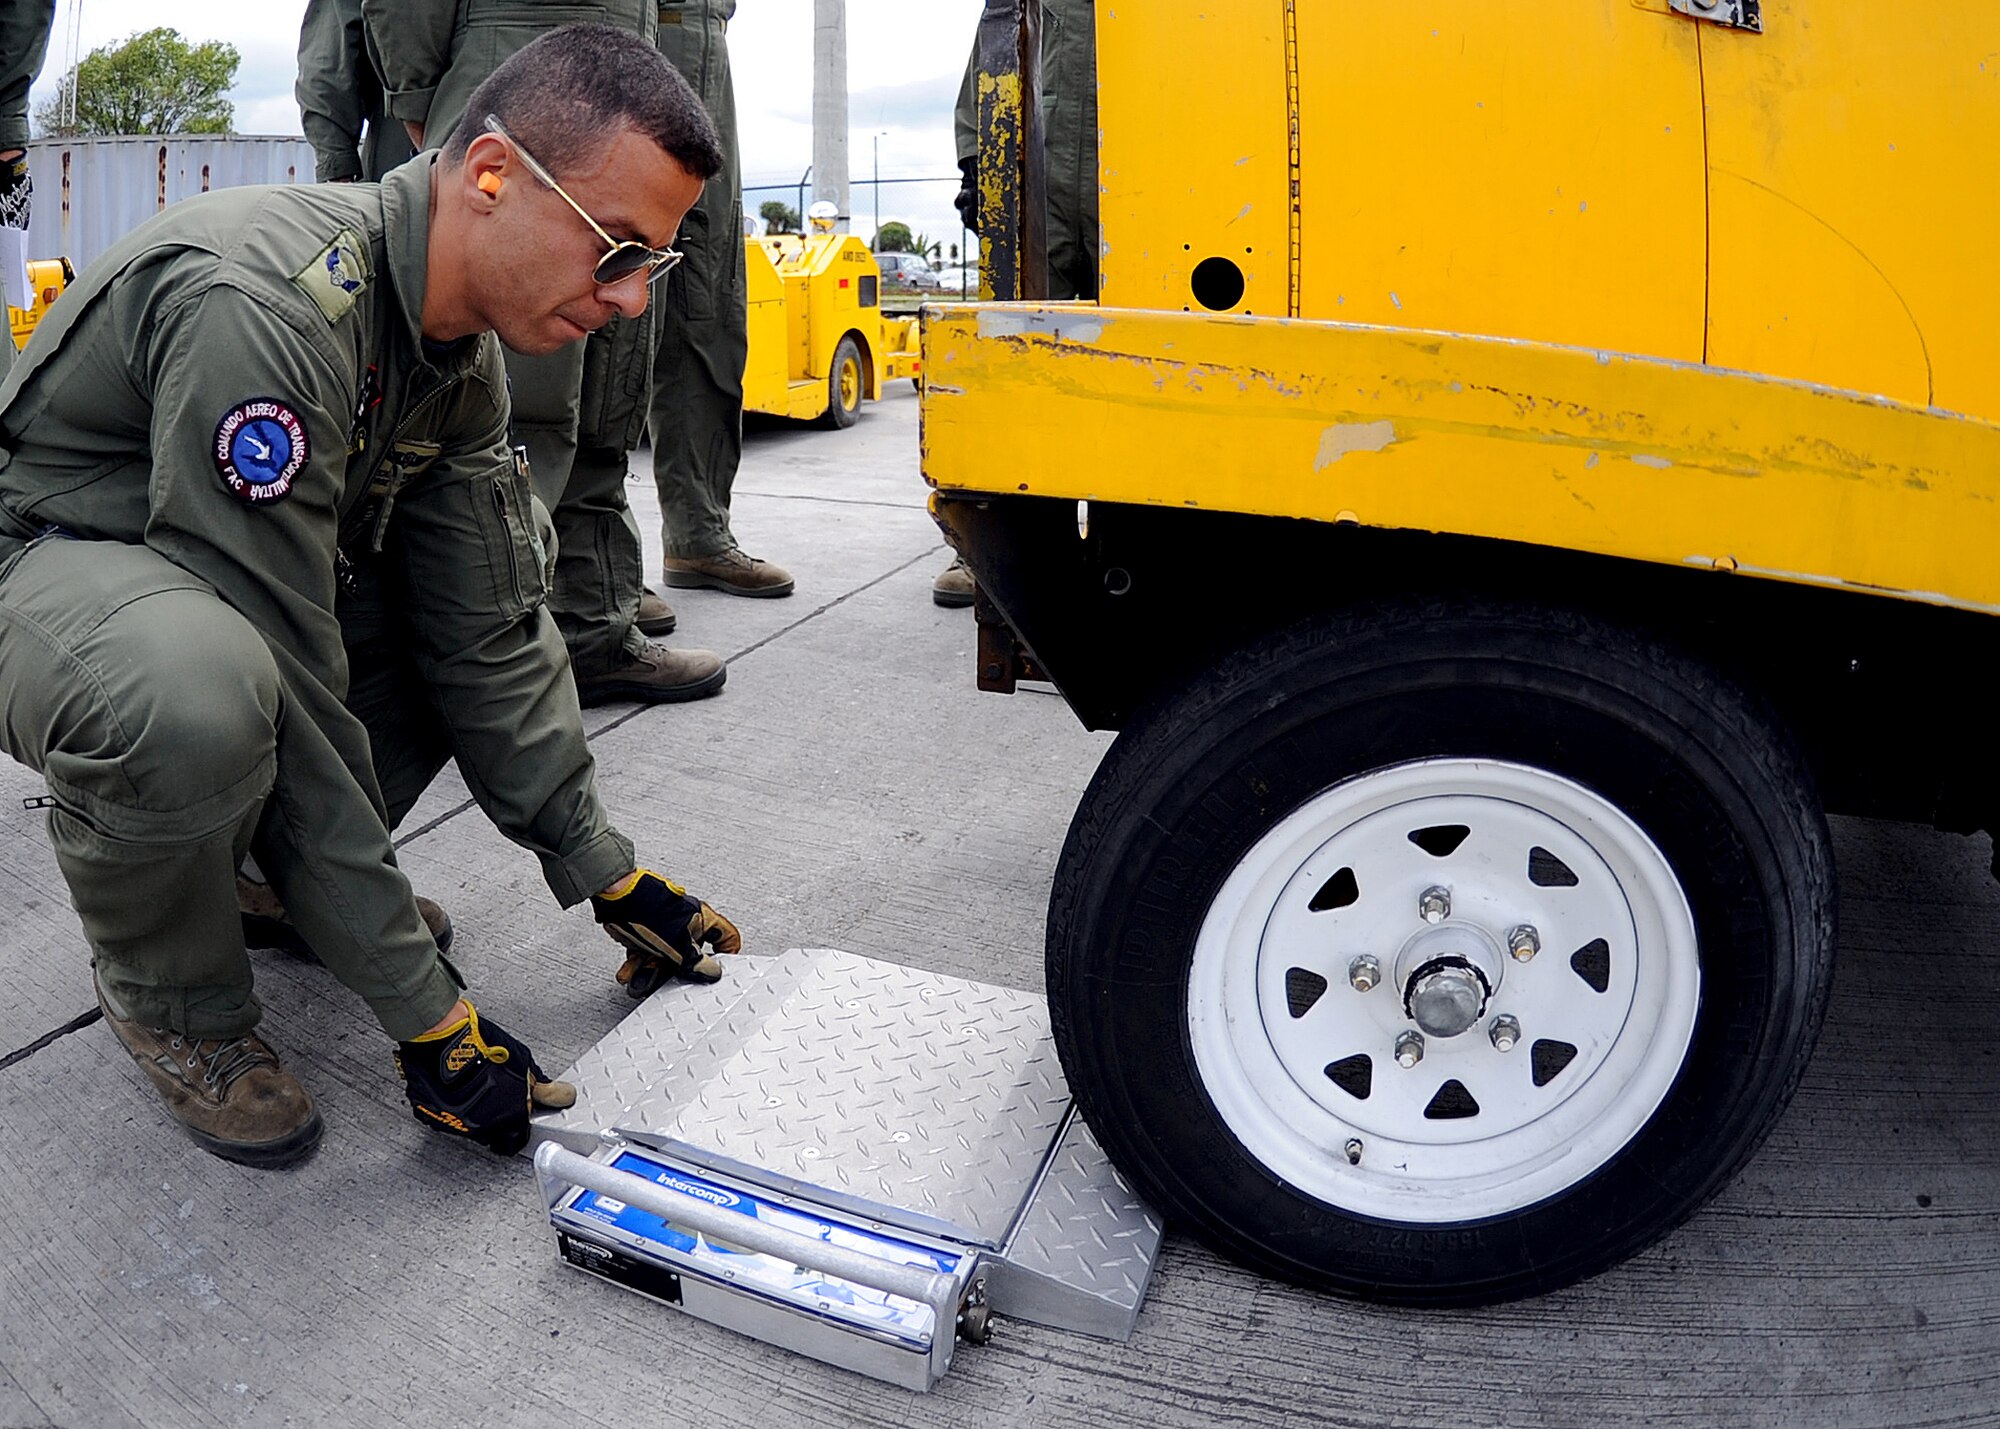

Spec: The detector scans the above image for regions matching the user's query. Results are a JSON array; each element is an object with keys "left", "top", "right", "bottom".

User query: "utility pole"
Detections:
[
  {"left": 872, "top": 131, "right": 884, "bottom": 243},
  {"left": 811, "top": 0, "right": 849, "bottom": 233}
]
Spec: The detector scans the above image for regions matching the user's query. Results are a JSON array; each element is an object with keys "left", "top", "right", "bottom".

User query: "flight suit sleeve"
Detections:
[
  {"left": 388, "top": 348, "right": 637, "bottom": 906},
  {"left": 954, "top": 44, "right": 977, "bottom": 166},
  {"left": 142, "top": 278, "right": 355, "bottom": 706},
  {"left": 361, "top": 0, "right": 458, "bottom": 129},
  {"left": 139, "top": 275, "right": 462, "bottom": 1039},
  {"left": 297, "top": 0, "right": 366, "bottom": 183}
]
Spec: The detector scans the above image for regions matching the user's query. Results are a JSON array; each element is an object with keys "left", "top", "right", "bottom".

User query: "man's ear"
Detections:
[{"left": 461, "top": 130, "right": 509, "bottom": 207}]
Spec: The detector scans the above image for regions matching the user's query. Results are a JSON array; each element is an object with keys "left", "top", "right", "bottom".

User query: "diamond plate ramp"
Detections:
[{"left": 532, "top": 947, "right": 1161, "bottom": 1342}]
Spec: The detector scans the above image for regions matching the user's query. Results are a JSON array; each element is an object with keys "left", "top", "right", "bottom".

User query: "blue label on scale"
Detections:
[{"left": 563, "top": 1152, "right": 959, "bottom": 1346}]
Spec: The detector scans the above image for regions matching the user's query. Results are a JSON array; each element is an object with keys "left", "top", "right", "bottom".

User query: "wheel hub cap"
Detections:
[{"left": 1406, "top": 959, "right": 1489, "bottom": 1037}]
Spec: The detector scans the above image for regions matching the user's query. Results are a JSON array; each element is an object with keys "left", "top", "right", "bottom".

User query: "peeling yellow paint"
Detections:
[
  {"left": 923, "top": 305, "right": 2000, "bottom": 616},
  {"left": 1314, "top": 421, "right": 1398, "bottom": 469}
]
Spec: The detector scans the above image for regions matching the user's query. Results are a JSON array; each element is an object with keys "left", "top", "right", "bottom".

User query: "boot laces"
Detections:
[{"left": 165, "top": 1032, "right": 270, "bottom": 1090}]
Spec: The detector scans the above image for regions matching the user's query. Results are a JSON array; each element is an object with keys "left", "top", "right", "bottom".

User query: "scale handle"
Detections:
[{"left": 534, "top": 1143, "right": 960, "bottom": 1310}]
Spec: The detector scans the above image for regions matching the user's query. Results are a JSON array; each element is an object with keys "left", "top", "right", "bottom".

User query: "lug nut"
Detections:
[
  {"left": 1394, "top": 1030, "right": 1425, "bottom": 1068},
  {"left": 1348, "top": 955, "right": 1382, "bottom": 992},
  {"left": 1508, "top": 924, "right": 1541, "bottom": 962},
  {"left": 1344, "top": 1138, "right": 1363, "bottom": 1165},
  {"left": 1489, "top": 1014, "right": 1522, "bottom": 1052},
  {"left": 1418, "top": 886, "right": 1451, "bottom": 924}
]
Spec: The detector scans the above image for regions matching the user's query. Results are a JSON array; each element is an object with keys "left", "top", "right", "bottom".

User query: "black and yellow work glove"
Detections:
[
  {"left": 591, "top": 870, "right": 742, "bottom": 997},
  {"left": 393, "top": 1001, "right": 575, "bottom": 1156},
  {"left": 0, "top": 153, "right": 31, "bottom": 230}
]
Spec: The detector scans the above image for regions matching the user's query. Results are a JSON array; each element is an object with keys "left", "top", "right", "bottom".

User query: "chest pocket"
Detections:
[{"left": 349, "top": 438, "right": 444, "bottom": 555}]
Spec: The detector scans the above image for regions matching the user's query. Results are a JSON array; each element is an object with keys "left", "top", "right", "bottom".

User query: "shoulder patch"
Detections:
[
  {"left": 214, "top": 398, "right": 310, "bottom": 505},
  {"left": 292, "top": 227, "right": 372, "bottom": 323}
]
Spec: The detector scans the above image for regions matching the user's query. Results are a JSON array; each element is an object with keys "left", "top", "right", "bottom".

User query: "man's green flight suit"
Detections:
[
  {"left": 954, "top": 0, "right": 1099, "bottom": 302},
  {"left": 0, "top": 159, "right": 636, "bottom": 1040},
  {"left": 364, "top": 0, "right": 657, "bottom": 681},
  {"left": 296, "top": 0, "right": 415, "bottom": 185},
  {"left": 645, "top": 0, "right": 746, "bottom": 564}
]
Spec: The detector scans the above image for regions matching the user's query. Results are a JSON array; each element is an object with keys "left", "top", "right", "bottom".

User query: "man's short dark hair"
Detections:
[{"left": 442, "top": 24, "right": 724, "bottom": 182}]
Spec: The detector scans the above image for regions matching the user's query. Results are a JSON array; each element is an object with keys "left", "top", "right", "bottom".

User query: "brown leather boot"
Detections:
[
  {"left": 932, "top": 555, "right": 975, "bottom": 608},
  {"left": 95, "top": 972, "right": 323, "bottom": 1168},
  {"left": 239, "top": 875, "right": 453, "bottom": 960},
  {"left": 662, "top": 546, "right": 795, "bottom": 598},
  {"left": 575, "top": 640, "right": 727, "bottom": 706},
  {"left": 636, "top": 587, "right": 677, "bottom": 636}
]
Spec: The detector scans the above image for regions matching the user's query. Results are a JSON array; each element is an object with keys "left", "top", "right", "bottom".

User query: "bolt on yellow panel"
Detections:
[
  {"left": 1700, "top": 1, "right": 2000, "bottom": 420},
  {"left": 1096, "top": 5, "right": 1291, "bottom": 317},
  {"left": 1294, "top": 1, "right": 1705, "bottom": 361}
]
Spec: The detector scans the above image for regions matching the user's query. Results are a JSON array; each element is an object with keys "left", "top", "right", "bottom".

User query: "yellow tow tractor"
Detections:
[
  {"left": 927, "top": 1, "right": 2000, "bottom": 1306},
  {"left": 743, "top": 202, "right": 922, "bottom": 430},
  {"left": 7, "top": 257, "right": 74, "bottom": 352}
]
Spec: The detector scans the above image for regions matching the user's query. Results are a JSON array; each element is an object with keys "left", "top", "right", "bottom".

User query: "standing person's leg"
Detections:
[
  {"left": 0, "top": 535, "right": 321, "bottom": 1165},
  {"left": 652, "top": 6, "right": 790, "bottom": 598},
  {"left": 509, "top": 332, "right": 723, "bottom": 702}
]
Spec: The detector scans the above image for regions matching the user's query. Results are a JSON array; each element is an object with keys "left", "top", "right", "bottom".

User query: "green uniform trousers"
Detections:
[
  {"left": 505, "top": 343, "right": 646, "bottom": 679},
  {"left": 0, "top": 532, "right": 460, "bottom": 1040},
  {"left": 954, "top": 0, "right": 1099, "bottom": 302},
  {"left": 0, "top": 0, "right": 54, "bottom": 153},
  {"left": 650, "top": 0, "right": 746, "bottom": 562}
]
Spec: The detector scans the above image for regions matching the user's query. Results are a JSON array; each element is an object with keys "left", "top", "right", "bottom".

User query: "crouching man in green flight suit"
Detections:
[{"left": 0, "top": 26, "right": 741, "bottom": 1169}]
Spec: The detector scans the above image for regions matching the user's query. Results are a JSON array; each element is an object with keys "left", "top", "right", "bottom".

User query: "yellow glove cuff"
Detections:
[{"left": 597, "top": 868, "right": 687, "bottom": 900}]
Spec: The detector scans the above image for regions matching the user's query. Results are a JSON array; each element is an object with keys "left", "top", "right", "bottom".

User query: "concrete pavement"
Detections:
[{"left": 1, "top": 385, "right": 1995, "bottom": 1428}]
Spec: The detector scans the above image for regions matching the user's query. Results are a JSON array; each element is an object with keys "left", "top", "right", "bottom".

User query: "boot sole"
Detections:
[
  {"left": 242, "top": 910, "right": 454, "bottom": 959},
  {"left": 635, "top": 612, "right": 678, "bottom": 636},
  {"left": 577, "top": 663, "right": 728, "bottom": 707},
  {"left": 932, "top": 588, "right": 975, "bottom": 609},
  {"left": 189, "top": 1108, "right": 326, "bottom": 1169},
  {"left": 661, "top": 569, "right": 795, "bottom": 598}
]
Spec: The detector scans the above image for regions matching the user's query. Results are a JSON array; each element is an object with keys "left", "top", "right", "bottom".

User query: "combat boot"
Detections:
[
  {"left": 662, "top": 546, "right": 795, "bottom": 598},
  {"left": 932, "top": 555, "right": 975, "bottom": 608},
  {"left": 239, "top": 875, "right": 453, "bottom": 959},
  {"left": 637, "top": 587, "right": 677, "bottom": 636},
  {"left": 575, "top": 640, "right": 727, "bottom": 707},
  {"left": 95, "top": 972, "right": 323, "bottom": 1168}
]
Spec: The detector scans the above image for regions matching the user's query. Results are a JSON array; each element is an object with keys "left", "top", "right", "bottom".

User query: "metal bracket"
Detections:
[{"left": 1668, "top": 0, "right": 1762, "bottom": 32}]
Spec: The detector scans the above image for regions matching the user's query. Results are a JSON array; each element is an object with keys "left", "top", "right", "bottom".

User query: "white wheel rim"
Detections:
[{"left": 1186, "top": 758, "right": 1700, "bottom": 1223}]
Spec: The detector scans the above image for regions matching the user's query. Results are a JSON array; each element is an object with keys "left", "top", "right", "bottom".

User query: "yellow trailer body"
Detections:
[
  {"left": 743, "top": 232, "right": 921, "bottom": 428},
  {"left": 921, "top": 1, "right": 2000, "bottom": 1307}
]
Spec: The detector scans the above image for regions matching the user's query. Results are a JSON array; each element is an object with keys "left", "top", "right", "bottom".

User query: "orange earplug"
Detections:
[{"left": 477, "top": 171, "right": 503, "bottom": 196}]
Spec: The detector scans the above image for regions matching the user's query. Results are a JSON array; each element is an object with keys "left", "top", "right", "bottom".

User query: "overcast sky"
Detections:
[{"left": 27, "top": 0, "right": 985, "bottom": 262}]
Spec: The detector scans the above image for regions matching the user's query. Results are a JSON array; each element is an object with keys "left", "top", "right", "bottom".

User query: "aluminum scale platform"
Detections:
[{"left": 529, "top": 948, "right": 1162, "bottom": 1389}]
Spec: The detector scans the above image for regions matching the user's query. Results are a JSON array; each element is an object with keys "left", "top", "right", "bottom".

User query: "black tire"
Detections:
[
  {"left": 1047, "top": 599, "right": 1835, "bottom": 1304},
  {"left": 819, "top": 335, "right": 863, "bottom": 430}
]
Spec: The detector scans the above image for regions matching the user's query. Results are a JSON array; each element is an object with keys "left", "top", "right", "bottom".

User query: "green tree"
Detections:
[
  {"left": 34, "top": 29, "right": 238, "bottom": 138},
  {"left": 873, "top": 220, "right": 914, "bottom": 254},
  {"left": 758, "top": 199, "right": 800, "bottom": 234}
]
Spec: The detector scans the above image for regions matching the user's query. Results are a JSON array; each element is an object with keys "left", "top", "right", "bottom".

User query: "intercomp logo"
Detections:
[{"left": 658, "top": 1172, "right": 740, "bottom": 1210}]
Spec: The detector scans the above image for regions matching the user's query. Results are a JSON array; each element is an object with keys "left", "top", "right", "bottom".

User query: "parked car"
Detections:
[
  {"left": 931, "top": 263, "right": 975, "bottom": 296},
  {"left": 876, "top": 252, "right": 941, "bottom": 291}
]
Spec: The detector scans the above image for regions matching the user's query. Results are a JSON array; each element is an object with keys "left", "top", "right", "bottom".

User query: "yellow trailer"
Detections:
[
  {"left": 7, "top": 258, "right": 74, "bottom": 351},
  {"left": 926, "top": 0, "right": 2000, "bottom": 1305},
  {"left": 743, "top": 219, "right": 922, "bottom": 429}
]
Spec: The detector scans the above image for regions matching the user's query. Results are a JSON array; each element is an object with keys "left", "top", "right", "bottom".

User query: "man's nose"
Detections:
[{"left": 599, "top": 269, "right": 650, "bottom": 320}]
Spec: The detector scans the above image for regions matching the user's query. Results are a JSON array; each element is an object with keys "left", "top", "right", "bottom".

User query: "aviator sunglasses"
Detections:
[{"left": 484, "top": 115, "right": 684, "bottom": 286}]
